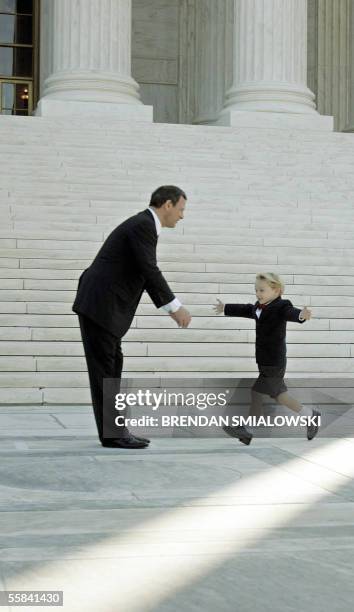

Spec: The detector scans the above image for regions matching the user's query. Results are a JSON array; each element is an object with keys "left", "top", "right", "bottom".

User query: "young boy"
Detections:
[{"left": 213, "top": 272, "right": 320, "bottom": 445}]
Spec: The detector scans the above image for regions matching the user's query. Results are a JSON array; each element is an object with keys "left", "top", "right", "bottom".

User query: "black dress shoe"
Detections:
[
  {"left": 133, "top": 434, "right": 150, "bottom": 443},
  {"left": 101, "top": 434, "right": 149, "bottom": 449},
  {"left": 223, "top": 424, "right": 253, "bottom": 445},
  {"left": 307, "top": 409, "right": 321, "bottom": 440}
]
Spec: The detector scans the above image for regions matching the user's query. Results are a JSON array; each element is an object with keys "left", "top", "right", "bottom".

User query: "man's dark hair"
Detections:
[{"left": 149, "top": 185, "right": 187, "bottom": 208}]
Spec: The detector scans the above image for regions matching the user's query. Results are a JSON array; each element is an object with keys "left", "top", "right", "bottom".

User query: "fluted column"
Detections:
[
  {"left": 36, "top": 0, "right": 152, "bottom": 120},
  {"left": 218, "top": 0, "right": 333, "bottom": 130}
]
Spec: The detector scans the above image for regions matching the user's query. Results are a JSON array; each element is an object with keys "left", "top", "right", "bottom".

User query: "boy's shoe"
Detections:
[
  {"left": 307, "top": 409, "right": 321, "bottom": 441},
  {"left": 223, "top": 424, "right": 253, "bottom": 445}
]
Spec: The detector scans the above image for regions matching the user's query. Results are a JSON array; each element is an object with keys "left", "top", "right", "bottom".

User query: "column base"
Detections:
[
  {"left": 36, "top": 99, "right": 153, "bottom": 122},
  {"left": 216, "top": 110, "right": 333, "bottom": 131}
]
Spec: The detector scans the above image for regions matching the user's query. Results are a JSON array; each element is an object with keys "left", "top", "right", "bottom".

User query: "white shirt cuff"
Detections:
[
  {"left": 162, "top": 298, "right": 182, "bottom": 313},
  {"left": 299, "top": 313, "right": 305, "bottom": 321}
]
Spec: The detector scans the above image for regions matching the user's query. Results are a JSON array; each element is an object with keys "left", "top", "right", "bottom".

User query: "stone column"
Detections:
[
  {"left": 36, "top": 0, "right": 152, "bottom": 120},
  {"left": 218, "top": 0, "right": 333, "bottom": 130}
]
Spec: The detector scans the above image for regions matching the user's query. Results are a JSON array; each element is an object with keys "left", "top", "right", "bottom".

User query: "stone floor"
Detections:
[{"left": 0, "top": 406, "right": 354, "bottom": 612}]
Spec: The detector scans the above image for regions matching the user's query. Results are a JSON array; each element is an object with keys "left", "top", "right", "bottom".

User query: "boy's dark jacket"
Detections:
[{"left": 224, "top": 297, "right": 305, "bottom": 366}]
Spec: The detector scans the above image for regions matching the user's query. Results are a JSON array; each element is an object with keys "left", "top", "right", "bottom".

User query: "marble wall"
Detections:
[
  {"left": 131, "top": 0, "right": 180, "bottom": 123},
  {"left": 131, "top": 0, "right": 232, "bottom": 125}
]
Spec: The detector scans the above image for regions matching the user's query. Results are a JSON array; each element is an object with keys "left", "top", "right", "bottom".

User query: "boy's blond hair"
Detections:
[{"left": 256, "top": 272, "right": 285, "bottom": 295}]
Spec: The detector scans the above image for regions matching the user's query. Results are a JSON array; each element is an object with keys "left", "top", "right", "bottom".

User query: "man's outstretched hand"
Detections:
[{"left": 170, "top": 306, "right": 192, "bottom": 328}]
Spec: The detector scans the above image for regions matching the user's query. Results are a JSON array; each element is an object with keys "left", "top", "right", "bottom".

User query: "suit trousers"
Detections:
[{"left": 78, "top": 314, "right": 128, "bottom": 440}]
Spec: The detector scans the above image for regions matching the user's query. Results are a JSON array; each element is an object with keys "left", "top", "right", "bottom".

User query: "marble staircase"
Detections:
[{"left": 1, "top": 115, "right": 354, "bottom": 406}]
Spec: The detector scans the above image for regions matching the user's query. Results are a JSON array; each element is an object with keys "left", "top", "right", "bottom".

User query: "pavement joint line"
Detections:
[{"left": 49, "top": 413, "right": 69, "bottom": 429}]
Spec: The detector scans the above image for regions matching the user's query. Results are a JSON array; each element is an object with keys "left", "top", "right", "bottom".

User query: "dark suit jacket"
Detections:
[
  {"left": 224, "top": 296, "right": 305, "bottom": 366},
  {"left": 72, "top": 209, "right": 175, "bottom": 338}
]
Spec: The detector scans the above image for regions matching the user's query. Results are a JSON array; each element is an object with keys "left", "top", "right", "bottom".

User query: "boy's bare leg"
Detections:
[
  {"left": 250, "top": 390, "right": 264, "bottom": 417},
  {"left": 275, "top": 391, "right": 302, "bottom": 412},
  {"left": 275, "top": 391, "right": 320, "bottom": 440}
]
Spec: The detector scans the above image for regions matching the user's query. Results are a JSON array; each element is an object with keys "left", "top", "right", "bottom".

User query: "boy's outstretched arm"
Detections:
[
  {"left": 282, "top": 300, "right": 312, "bottom": 323},
  {"left": 213, "top": 298, "right": 254, "bottom": 318}
]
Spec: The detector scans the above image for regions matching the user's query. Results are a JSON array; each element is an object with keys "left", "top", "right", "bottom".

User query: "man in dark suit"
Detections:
[{"left": 73, "top": 185, "right": 191, "bottom": 449}]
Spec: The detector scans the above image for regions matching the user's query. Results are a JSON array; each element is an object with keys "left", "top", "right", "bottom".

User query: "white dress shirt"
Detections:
[{"left": 147, "top": 207, "right": 182, "bottom": 314}]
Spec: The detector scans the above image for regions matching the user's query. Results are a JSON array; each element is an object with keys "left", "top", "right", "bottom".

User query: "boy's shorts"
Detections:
[{"left": 252, "top": 364, "right": 287, "bottom": 399}]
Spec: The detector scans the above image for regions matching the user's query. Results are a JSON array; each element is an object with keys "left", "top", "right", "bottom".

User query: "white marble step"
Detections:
[
  {"left": 5, "top": 221, "right": 354, "bottom": 240},
  {"left": 23, "top": 327, "right": 354, "bottom": 344},
  {"left": 2, "top": 190, "right": 352, "bottom": 201},
  {"left": 3, "top": 227, "right": 354, "bottom": 241},
  {"left": 2, "top": 375, "right": 350, "bottom": 404},
  {"left": 2, "top": 178, "right": 353, "bottom": 190},
  {"left": 3, "top": 260, "right": 354, "bottom": 279},
  {"left": 4, "top": 171, "right": 350, "bottom": 186},
  {"left": 0, "top": 264, "right": 354, "bottom": 295},
  {"left": 0, "top": 328, "right": 32, "bottom": 340},
  {"left": 7, "top": 218, "right": 354, "bottom": 232},
  {"left": 3, "top": 320, "right": 353, "bottom": 343},
  {"left": 2, "top": 143, "right": 354, "bottom": 158},
  {"left": 2, "top": 156, "right": 353, "bottom": 167},
  {"left": 35, "top": 379, "right": 354, "bottom": 405},
  {"left": 0, "top": 305, "right": 335, "bottom": 322},
  {"left": 1, "top": 278, "right": 354, "bottom": 297},
  {"left": 2, "top": 139, "right": 354, "bottom": 153},
  {"left": 1, "top": 245, "right": 353, "bottom": 264},
  {"left": 135, "top": 315, "right": 354, "bottom": 330},
  {"left": 0, "top": 299, "right": 350, "bottom": 317},
  {"left": 0, "top": 388, "right": 44, "bottom": 404},
  {"left": 4, "top": 184, "right": 346, "bottom": 197},
  {"left": 0, "top": 355, "right": 352, "bottom": 374},
  {"left": 0, "top": 280, "right": 351, "bottom": 301},
  {"left": 0, "top": 313, "right": 334, "bottom": 329},
  {"left": 0, "top": 341, "right": 349, "bottom": 359},
  {"left": 0, "top": 372, "right": 90, "bottom": 389},
  {"left": 5, "top": 211, "right": 354, "bottom": 227},
  {"left": 2, "top": 268, "right": 354, "bottom": 287},
  {"left": 0, "top": 368, "right": 348, "bottom": 394},
  {"left": 4, "top": 186, "right": 354, "bottom": 201},
  {"left": 3, "top": 170, "right": 353, "bottom": 182},
  {"left": 2, "top": 233, "right": 354, "bottom": 250},
  {"left": 2, "top": 195, "right": 349, "bottom": 208}
]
